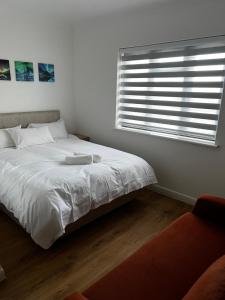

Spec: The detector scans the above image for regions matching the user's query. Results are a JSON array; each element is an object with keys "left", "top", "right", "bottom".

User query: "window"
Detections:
[{"left": 115, "top": 36, "right": 225, "bottom": 146}]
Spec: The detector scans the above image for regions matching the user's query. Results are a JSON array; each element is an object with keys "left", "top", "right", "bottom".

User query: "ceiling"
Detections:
[{"left": 0, "top": 0, "right": 164, "bottom": 22}]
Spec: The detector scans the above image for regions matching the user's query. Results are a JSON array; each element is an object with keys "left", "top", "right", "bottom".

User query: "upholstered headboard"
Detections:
[{"left": 0, "top": 110, "right": 60, "bottom": 129}]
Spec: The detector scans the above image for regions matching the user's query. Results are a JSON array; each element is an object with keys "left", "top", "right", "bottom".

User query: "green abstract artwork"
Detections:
[{"left": 15, "top": 61, "right": 34, "bottom": 81}]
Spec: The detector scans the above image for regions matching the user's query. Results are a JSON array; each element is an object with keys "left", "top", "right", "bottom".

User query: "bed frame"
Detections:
[
  {"left": 0, "top": 110, "right": 60, "bottom": 129},
  {"left": 0, "top": 110, "right": 141, "bottom": 244}
]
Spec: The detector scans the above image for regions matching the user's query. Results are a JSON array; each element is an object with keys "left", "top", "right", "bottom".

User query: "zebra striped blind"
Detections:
[{"left": 116, "top": 36, "right": 225, "bottom": 145}]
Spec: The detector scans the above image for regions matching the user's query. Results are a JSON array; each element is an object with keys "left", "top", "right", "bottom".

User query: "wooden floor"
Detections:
[{"left": 0, "top": 189, "right": 191, "bottom": 300}]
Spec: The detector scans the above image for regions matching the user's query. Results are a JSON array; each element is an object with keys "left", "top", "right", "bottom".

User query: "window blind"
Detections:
[{"left": 116, "top": 36, "right": 225, "bottom": 145}]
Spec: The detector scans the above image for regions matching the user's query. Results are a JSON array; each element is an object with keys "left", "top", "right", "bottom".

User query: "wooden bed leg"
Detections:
[{"left": 0, "top": 265, "right": 6, "bottom": 282}]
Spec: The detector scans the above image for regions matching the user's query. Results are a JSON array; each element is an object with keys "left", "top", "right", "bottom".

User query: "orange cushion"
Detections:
[
  {"left": 182, "top": 255, "right": 225, "bottom": 300},
  {"left": 64, "top": 293, "right": 88, "bottom": 300},
  {"left": 84, "top": 213, "right": 225, "bottom": 300}
]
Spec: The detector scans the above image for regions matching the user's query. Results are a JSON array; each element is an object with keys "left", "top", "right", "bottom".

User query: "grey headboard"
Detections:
[{"left": 0, "top": 110, "right": 60, "bottom": 129}]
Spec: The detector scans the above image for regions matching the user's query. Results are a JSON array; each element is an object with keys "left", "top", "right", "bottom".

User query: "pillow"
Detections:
[
  {"left": 0, "top": 125, "right": 21, "bottom": 149},
  {"left": 28, "top": 119, "right": 68, "bottom": 139},
  {"left": 182, "top": 255, "right": 225, "bottom": 300},
  {"left": 7, "top": 126, "right": 54, "bottom": 149}
]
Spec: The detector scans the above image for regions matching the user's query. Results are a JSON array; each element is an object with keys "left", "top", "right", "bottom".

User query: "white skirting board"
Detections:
[{"left": 149, "top": 184, "right": 196, "bottom": 206}]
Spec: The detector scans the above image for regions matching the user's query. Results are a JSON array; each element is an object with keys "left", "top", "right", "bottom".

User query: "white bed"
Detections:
[{"left": 0, "top": 135, "right": 157, "bottom": 249}]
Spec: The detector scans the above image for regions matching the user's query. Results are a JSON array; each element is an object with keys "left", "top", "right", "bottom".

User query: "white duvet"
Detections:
[{"left": 0, "top": 136, "right": 157, "bottom": 249}]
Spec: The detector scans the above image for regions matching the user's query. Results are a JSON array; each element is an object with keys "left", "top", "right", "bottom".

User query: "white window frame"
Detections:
[{"left": 115, "top": 35, "right": 225, "bottom": 147}]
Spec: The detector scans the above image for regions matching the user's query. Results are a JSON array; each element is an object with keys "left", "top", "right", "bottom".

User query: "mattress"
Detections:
[{"left": 0, "top": 135, "right": 157, "bottom": 248}]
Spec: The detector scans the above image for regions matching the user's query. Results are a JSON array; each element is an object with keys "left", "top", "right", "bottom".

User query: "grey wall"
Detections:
[
  {"left": 0, "top": 13, "right": 76, "bottom": 132},
  {"left": 73, "top": 0, "right": 225, "bottom": 199}
]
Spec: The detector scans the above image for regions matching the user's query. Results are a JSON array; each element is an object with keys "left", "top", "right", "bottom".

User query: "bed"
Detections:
[{"left": 0, "top": 110, "right": 157, "bottom": 249}]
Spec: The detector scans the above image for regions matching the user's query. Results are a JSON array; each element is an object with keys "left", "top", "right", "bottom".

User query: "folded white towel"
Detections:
[
  {"left": 92, "top": 154, "right": 102, "bottom": 163},
  {"left": 65, "top": 155, "right": 93, "bottom": 165},
  {"left": 74, "top": 152, "right": 102, "bottom": 163}
]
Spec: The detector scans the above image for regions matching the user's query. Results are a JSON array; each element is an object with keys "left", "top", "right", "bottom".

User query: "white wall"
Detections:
[
  {"left": 0, "top": 13, "right": 75, "bottom": 131},
  {"left": 73, "top": 0, "right": 225, "bottom": 200}
]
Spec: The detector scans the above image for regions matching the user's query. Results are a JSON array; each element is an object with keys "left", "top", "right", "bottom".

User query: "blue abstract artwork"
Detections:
[{"left": 38, "top": 63, "right": 55, "bottom": 82}]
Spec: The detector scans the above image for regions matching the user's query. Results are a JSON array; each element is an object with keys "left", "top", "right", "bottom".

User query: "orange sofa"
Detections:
[{"left": 65, "top": 195, "right": 225, "bottom": 300}]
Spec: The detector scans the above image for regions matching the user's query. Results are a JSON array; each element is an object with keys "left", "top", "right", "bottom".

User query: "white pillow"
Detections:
[
  {"left": 7, "top": 126, "right": 54, "bottom": 149},
  {"left": 0, "top": 125, "right": 21, "bottom": 149},
  {"left": 28, "top": 119, "right": 68, "bottom": 139}
]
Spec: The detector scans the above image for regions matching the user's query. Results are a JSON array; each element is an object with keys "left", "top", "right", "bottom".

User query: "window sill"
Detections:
[{"left": 115, "top": 126, "right": 219, "bottom": 148}]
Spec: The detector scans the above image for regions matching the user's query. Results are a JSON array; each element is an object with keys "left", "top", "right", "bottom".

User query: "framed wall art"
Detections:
[
  {"left": 0, "top": 59, "right": 11, "bottom": 81},
  {"left": 38, "top": 63, "right": 55, "bottom": 82},
  {"left": 15, "top": 61, "right": 34, "bottom": 82}
]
